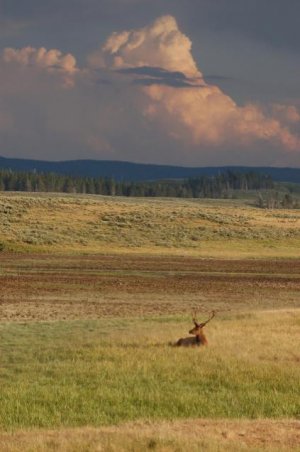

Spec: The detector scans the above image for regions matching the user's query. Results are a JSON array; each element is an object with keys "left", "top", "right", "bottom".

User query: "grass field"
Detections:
[
  {"left": 0, "top": 192, "right": 300, "bottom": 257},
  {"left": 0, "top": 193, "right": 299, "bottom": 450},
  {"left": 1, "top": 310, "right": 300, "bottom": 429}
]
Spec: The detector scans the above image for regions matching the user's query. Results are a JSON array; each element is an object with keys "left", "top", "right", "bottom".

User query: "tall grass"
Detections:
[{"left": 1, "top": 311, "right": 299, "bottom": 431}]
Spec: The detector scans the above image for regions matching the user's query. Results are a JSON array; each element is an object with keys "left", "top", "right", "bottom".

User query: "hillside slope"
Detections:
[{"left": 0, "top": 193, "right": 300, "bottom": 257}]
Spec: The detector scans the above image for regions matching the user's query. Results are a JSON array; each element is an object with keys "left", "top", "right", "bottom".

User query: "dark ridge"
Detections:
[{"left": 0, "top": 156, "right": 299, "bottom": 183}]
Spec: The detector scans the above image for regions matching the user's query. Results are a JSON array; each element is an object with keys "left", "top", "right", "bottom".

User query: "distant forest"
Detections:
[{"left": 0, "top": 168, "right": 278, "bottom": 198}]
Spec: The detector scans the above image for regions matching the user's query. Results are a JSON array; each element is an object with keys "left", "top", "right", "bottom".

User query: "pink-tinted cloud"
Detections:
[
  {"left": 89, "top": 15, "right": 201, "bottom": 79},
  {"left": 98, "top": 15, "right": 300, "bottom": 153},
  {"left": 271, "top": 104, "right": 300, "bottom": 124},
  {"left": 0, "top": 44, "right": 140, "bottom": 161},
  {"left": 3, "top": 46, "right": 78, "bottom": 87},
  {"left": 0, "top": 15, "right": 299, "bottom": 166}
]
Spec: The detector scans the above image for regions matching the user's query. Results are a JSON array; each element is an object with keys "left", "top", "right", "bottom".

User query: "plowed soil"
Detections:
[{"left": 1, "top": 253, "right": 299, "bottom": 321}]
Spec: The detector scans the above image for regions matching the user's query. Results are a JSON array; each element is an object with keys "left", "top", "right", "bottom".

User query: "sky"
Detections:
[{"left": 0, "top": 0, "right": 300, "bottom": 167}]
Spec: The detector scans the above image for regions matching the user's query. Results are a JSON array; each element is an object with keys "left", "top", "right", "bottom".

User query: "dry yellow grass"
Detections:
[{"left": 1, "top": 419, "right": 300, "bottom": 451}]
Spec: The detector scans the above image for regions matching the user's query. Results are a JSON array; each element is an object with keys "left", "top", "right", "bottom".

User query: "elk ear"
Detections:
[{"left": 194, "top": 321, "right": 199, "bottom": 327}]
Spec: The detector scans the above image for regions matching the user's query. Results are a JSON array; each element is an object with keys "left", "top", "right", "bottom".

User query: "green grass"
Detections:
[{"left": 1, "top": 312, "right": 299, "bottom": 431}]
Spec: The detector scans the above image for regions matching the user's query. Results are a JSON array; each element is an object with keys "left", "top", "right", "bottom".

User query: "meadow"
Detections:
[
  {"left": 0, "top": 192, "right": 299, "bottom": 451},
  {"left": 0, "top": 192, "right": 300, "bottom": 257}
]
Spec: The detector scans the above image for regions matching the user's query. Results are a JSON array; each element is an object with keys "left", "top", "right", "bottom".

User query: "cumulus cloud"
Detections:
[
  {"left": 271, "top": 104, "right": 300, "bottom": 124},
  {"left": 0, "top": 14, "right": 299, "bottom": 165},
  {"left": 97, "top": 15, "right": 300, "bottom": 153},
  {"left": 89, "top": 15, "right": 201, "bottom": 79},
  {"left": 0, "top": 42, "right": 150, "bottom": 161},
  {"left": 3, "top": 46, "right": 78, "bottom": 87}
]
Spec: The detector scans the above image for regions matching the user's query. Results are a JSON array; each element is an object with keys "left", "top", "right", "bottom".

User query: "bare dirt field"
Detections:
[{"left": 0, "top": 253, "right": 299, "bottom": 322}]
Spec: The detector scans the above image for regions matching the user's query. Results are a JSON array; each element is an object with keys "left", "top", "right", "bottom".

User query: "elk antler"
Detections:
[
  {"left": 199, "top": 310, "right": 215, "bottom": 328},
  {"left": 192, "top": 310, "right": 199, "bottom": 326}
]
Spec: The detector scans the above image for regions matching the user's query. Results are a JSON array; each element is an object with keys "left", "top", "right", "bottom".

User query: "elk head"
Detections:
[{"left": 189, "top": 310, "right": 215, "bottom": 335}]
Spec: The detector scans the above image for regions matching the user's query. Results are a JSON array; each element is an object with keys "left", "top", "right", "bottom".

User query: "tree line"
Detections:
[
  {"left": 256, "top": 191, "right": 299, "bottom": 209},
  {"left": 0, "top": 168, "right": 276, "bottom": 198},
  {"left": 0, "top": 168, "right": 275, "bottom": 198}
]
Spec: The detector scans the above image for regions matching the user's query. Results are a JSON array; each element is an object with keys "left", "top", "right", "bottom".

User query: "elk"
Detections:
[{"left": 176, "top": 311, "right": 215, "bottom": 347}]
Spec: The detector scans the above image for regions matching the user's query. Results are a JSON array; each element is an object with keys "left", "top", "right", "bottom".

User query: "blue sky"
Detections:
[{"left": 0, "top": 0, "right": 299, "bottom": 166}]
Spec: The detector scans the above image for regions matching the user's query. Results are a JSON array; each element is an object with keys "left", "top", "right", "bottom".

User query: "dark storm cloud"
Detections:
[
  {"left": 117, "top": 66, "right": 205, "bottom": 88},
  {"left": 1, "top": 0, "right": 300, "bottom": 52},
  {"left": 203, "top": 75, "right": 236, "bottom": 83},
  {"left": 0, "top": 1, "right": 165, "bottom": 58},
  {"left": 0, "top": 0, "right": 161, "bottom": 29},
  {"left": 179, "top": 0, "right": 300, "bottom": 54}
]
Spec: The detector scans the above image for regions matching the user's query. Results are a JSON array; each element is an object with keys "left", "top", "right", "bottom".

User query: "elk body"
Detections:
[{"left": 176, "top": 311, "right": 215, "bottom": 347}]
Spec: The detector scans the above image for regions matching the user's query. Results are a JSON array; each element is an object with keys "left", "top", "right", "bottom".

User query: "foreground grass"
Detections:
[
  {"left": 1, "top": 192, "right": 300, "bottom": 257},
  {"left": 0, "top": 311, "right": 299, "bottom": 431}
]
